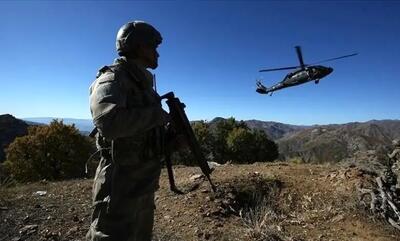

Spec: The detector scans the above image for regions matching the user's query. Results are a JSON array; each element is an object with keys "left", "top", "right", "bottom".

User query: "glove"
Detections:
[{"left": 165, "top": 123, "right": 188, "bottom": 152}]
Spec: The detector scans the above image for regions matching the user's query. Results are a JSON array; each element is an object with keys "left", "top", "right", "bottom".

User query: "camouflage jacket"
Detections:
[{"left": 89, "top": 57, "right": 168, "bottom": 195}]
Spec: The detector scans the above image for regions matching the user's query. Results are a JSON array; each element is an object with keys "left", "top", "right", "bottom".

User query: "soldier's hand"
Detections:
[
  {"left": 173, "top": 134, "right": 189, "bottom": 150},
  {"left": 166, "top": 124, "right": 188, "bottom": 151},
  {"left": 160, "top": 109, "right": 171, "bottom": 125}
]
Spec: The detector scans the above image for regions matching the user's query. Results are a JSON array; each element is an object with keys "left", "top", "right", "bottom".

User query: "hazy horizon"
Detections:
[{"left": 19, "top": 115, "right": 400, "bottom": 127}]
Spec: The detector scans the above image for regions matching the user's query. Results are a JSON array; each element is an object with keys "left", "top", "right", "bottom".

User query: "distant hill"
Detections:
[
  {"left": 207, "top": 117, "right": 400, "bottom": 167},
  {"left": 22, "top": 117, "right": 310, "bottom": 140},
  {"left": 244, "top": 119, "right": 310, "bottom": 140},
  {"left": 3, "top": 115, "right": 400, "bottom": 166},
  {"left": 277, "top": 120, "right": 400, "bottom": 164},
  {"left": 207, "top": 117, "right": 309, "bottom": 140},
  {"left": 1, "top": 116, "right": 93, "bottom": 161},
  {"left": 0, "top": 114, "right": 29, "bottom": 162},
  {"left": 23, "top": 117, "right": 94, "bottom": 133}
]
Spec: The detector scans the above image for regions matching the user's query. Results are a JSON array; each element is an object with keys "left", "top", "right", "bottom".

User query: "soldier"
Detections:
[
  {"left": 389, "top": 139, "right": 400, "bottom": 188},
  {"left": 86, "top": 21, "right": 169, "bottom": 241}
]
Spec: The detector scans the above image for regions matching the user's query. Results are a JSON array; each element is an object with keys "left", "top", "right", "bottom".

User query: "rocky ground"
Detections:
[{"left": 1, "top": 162, "right": 399, "bottom": 241}]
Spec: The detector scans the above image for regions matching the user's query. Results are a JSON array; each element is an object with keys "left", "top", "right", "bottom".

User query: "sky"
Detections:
[{"left": 0, "top": 1, "right": 399, "bottom": 125}]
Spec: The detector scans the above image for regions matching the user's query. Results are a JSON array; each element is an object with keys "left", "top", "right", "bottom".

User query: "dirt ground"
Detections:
[{"left": 1, "top": 162, "right": 399, "bottom": 241}]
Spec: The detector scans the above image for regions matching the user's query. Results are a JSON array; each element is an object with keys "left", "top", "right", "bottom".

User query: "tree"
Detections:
[
  {"left": 4, "top": 120, "right": 94, "bottom": 182},
  {"left": 212, "top": 117, "right": 248, "bottom": 163},
  {"left": 192, "top": 121, "right": 215, "bottom": 158},
  {"left": 169, "top": 118, "right": 279, "bottom": 166},
  {"left": 227, "top": 127, "right": 255, "bottom": 163},
  {"left": 252, "top": 129, "right": 279, "bottom": 162}
]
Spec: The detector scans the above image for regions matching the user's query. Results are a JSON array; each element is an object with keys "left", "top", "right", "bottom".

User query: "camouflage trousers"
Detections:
[
  {"left": 86, "top": 192, "right": 155, "bottom": 241},
  {"left": 86, "top": 158, "right": 156, "bottom": 241}
]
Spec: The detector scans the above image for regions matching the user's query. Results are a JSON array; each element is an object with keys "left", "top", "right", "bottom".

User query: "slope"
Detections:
[{"left": 1, "top": 163, "right": 398, "bottom": 241}]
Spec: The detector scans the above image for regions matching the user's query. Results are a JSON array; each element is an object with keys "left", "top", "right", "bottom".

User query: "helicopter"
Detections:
[{"left": 256, "top": 46, "right": 357, "bottom": 95}]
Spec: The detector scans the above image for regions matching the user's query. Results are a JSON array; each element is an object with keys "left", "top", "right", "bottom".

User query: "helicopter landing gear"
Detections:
[{"left": 315, "top": 79, "right": 320, "bottom": 84}]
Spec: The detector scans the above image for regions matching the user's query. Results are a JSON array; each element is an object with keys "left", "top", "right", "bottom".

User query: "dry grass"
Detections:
[
  {"left": 152, "top": 232, "right": 183, "bottom": 241},
  {"left": 238, "top": 186, "right": 284, "bottom": 241},
  {"left": 0, "top": 175, "right": 17, "bottom": 188}
]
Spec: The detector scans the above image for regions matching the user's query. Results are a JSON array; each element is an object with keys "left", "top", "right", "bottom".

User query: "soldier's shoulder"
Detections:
[
  {"left": 96, "top": 64, "right": 119, "bottom": 77},
  {"left": 96, "top": 63, "right": 129, "bottom": 82}
]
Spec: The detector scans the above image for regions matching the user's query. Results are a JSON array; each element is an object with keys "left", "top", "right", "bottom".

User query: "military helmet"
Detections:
[
  {"left": 116, "top": 21, "right": 162, "bottom": 56},
  {"left": 393, "top": 139, "right": 400, "bottom": 147}
]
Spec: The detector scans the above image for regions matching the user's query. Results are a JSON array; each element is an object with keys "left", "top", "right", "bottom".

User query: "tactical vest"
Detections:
[{"left": 91, "top": 58, "right": 165, "bottom": 191}]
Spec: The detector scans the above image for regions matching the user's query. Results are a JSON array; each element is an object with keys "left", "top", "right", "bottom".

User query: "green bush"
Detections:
[
  {"left": 172, "top": 118, "right": 279, "bottom": 165},
  {"left": 227, "top": 127, "right": 256, "bottom": 163},
  {"left": 4, "top": 120, "right": 94, "bottom": 182},
  {"left": 212, "top": 117, "right": 249, "bottom": 163},
  {"left": 251, "top": 129, "right": 279, "bottom": 163}
]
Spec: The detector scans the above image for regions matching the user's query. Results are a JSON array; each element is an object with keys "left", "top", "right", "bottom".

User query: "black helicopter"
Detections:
[{"left": 256, "top": 46, "right": 357, "bottom": 95}]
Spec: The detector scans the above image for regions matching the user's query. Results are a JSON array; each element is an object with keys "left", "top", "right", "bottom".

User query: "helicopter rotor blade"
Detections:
[
  {"left": 310, "top": 53, "right": 358, "bottom": 65},
  {"left": 295, "top": 46, "right": 306, "bottom": 69},
  {"left": 259, "top": 66, "right": 299, "bottom": 72}
]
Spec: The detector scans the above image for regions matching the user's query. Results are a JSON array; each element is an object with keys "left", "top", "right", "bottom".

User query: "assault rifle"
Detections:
[{"left": 161, "top": 92, "right": 216, "bottom": 194}]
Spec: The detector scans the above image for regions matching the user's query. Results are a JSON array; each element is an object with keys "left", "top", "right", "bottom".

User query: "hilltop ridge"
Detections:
[
  {"left": 0, "top": 114, "right": 28, "bottom": 162},
  {"left": 2, "top": 114, "right": 400, "bottom": 167}
]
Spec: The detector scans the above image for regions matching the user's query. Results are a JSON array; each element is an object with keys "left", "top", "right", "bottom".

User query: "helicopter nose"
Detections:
[{"left": 322, "top": 67, "right": 333, "bottom": 77}]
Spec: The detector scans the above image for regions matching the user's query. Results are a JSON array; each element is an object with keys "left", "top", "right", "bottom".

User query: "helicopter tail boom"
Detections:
[
  {"left": 256, "top": 80, "right": 277, "bottom": 95},
  {"left": 256, "top": 80, "right": 269, "bottom": 94}
]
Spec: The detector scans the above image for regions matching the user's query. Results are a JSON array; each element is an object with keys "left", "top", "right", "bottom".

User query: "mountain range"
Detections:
[
  {"left": 276, "top": 120, "right": 400, "bottom": 164},
  {"left": 1, "top": 115, "right": 399, "bottom": 166},
  {"left": 22, "top": 117, "right": 94, "bottom": 133}
]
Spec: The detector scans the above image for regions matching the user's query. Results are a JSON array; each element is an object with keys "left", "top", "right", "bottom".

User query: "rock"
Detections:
[
  {"left": 189, "top": 174, "right": 204, "bottom": 181},
  {"left": 66, "top": 226, "right": 78, "bottom": 236},
  {"left": 331, "top": 214, "right": 345, "bottom": 222},
  {"left": 207, "top": 161, "right": 221, "bottom": 170},
  {"left": 33, "top": 191, "right": 47, "bottom": 196},
  {"left": 39, "top": 179, "right": 48, "bottom": 185},
  {"left": 19, "top": 224, "right": 38, "bottom": 235},
  {"left": 195, "top": 228, "right": 203, "bottom": 238}
]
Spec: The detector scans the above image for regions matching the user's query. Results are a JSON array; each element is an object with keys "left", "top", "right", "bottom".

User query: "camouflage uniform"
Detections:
[{"left": 86, "top": 21, "right": 168, "bottom": 241}]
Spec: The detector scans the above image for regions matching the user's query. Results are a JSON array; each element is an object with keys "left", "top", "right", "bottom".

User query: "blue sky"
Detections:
[{"left": 1, "top": 1, "right": 399, "bottom": 125}]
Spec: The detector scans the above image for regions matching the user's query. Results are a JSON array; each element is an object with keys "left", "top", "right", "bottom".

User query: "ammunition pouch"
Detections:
[{"left": 110, "top": 126, "right": 165, "bottom": 167}]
